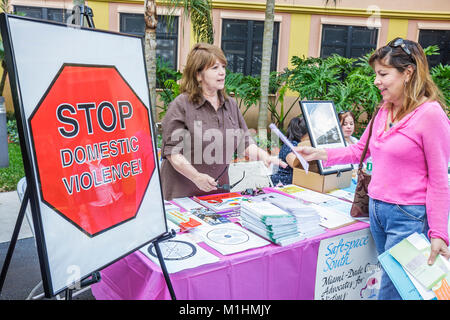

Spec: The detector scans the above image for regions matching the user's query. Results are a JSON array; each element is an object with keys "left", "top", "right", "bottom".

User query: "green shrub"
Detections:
[
  {"left": 7, "top": 119, "right": 19, "bottom": 143},
  {"left": 154, "top": 46, "right": 449, "bottom": 137},
  {"left": 0, "top": 143, "right": 25, "bottom": 192},
  {"left": 430, "top": 63, "right": 450, "bottom": 113}
]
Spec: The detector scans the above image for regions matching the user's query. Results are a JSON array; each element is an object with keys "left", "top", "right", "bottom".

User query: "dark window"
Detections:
[
  {"left": 120, "top": 13, "right": 178, "bottom": 70},
  {"left": 14, "top": 5, "right": 70, "bottom": 23},
  {"left": 221, "top": 19, "right": 279, "bottom": 76},
  {"left": 418, "top": 29, "right": 450, "bottom": 68},
  {"left": 320, "top": 24, "right": 378, "bottom": 59}
]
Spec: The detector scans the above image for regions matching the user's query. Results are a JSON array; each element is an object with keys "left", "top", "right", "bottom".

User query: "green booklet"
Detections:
[{"left": 389, "top": 233, "right": 449, "bottom": 290}]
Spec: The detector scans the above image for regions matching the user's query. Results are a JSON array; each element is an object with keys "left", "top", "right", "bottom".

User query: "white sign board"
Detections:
[
  {"left": 314, "top": 228, "right": 382, "bottom": 300},
  {"left": 1, "top": 14, "right": 167, "bottom": 296}
]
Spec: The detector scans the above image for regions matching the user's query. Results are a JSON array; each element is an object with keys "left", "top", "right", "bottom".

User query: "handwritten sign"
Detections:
[{"left": 314, "top": 228, "right": 382, "bottom": 300}]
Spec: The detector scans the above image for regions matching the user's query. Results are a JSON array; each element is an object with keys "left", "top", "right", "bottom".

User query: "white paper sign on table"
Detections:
[
  {"left": 314, "top": 228, "right": 381, "bottom": 300},
  {"left": 139, "top": 233, "right": 220, "bottom": 273}
]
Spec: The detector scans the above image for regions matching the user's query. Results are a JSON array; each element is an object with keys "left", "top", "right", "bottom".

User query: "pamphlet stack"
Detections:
[
  {"left": 269, "top": 197, "right": 326, "bottom": 238},
  {"left": 240, "top": 201, "right": 302, "bottom": 246}
]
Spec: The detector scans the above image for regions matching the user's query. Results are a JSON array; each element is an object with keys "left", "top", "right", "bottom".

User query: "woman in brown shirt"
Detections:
[{"left": 161, "top": 43, "right": 286, "bottom": 200}]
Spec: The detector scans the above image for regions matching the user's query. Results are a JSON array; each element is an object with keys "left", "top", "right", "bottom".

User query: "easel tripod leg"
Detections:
[
  {"left": 0, "top": 186, "right": 29, "bottom": 294},
  {"left": 154, "top": 239, "right": 176, "bottom": 300}
]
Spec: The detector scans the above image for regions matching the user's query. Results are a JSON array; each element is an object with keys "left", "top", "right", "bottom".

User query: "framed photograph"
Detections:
[{"left": 299, "top": 100, "right": 353, "bottom": 175}]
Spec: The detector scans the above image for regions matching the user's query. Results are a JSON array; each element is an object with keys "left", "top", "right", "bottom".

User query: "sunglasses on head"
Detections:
[
  {"left": 338, "top": 110, "right": 349, "bottom": 115},
  {"left": 388, "top": 38, "right": 415, "bottom": 63}
]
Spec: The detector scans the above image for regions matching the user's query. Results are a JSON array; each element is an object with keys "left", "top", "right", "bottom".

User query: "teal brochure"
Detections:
[{"left": 378, "top": 250, "right": 423, "bottom": 300}]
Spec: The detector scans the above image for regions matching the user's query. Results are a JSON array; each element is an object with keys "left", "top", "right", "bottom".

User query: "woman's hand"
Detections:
[
  {"left": 263, "top": 154, "right": 287, "bottom": 169},
  {"left": 293, "top": 146, "right": 328, "bottom": 162},
  {"left": 192, "top": 173, "right": 217, "bottom": 193},
  {"left": 244, "top": 144, "right": 287, "bottom": 169},
  {"left": 428, "top": 238, "right": 450, "bottom": 265}
]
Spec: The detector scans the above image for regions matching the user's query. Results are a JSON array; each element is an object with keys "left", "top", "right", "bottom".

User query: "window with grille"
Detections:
[
  {"left": 14, "top": 5, "right": 70, "bottom": 23},
  {"left": 320, "top": 24, "right": 378, "bottom": 59},
  {"left": 418, "top": 29, "right": 450, "bottom": 68},
  {"left": 120, "top": 13, "right": 178, "bottom": 71},
  {"left": 221, "top": 19, "right": 279, "bottom": 76}
]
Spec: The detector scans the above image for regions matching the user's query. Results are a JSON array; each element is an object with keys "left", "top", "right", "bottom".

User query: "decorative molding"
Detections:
[
  {"left": 417, "top": 22, "right": 450, "bottom": 30},
  {"left": 320, "top": 16, "right": 381, "bottom": 28},
  {"left": 219, "top": 10, "right": 282, "bottom": 22},
  {"left": 88, "top": 1, "right": 450, "bottom": 21}
]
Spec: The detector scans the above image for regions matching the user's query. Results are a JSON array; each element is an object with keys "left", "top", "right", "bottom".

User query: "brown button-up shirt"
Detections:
[{"left": 160, "top": 93, "right": 254, "bottom": 200}]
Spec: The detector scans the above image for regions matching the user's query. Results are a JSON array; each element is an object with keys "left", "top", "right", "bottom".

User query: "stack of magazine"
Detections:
[
  {"left": 193, "top": 192, "right": 243, "bottom": 213},
  {"left": 240, "top": 201, "right": 303, "bottom": 246},
  {"left": 269, "top": 197, "right": 326, "bottom": 239}
]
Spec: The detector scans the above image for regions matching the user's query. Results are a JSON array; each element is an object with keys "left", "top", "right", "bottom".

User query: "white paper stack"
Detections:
[
  {"left": 240, "top": 201, "right": 303, "bottom": 246},
  {"left": 269, "top": 197, "right": 326, "bottom": 239}
]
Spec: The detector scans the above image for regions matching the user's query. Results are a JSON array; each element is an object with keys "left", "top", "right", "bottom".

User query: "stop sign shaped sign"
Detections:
[{"left": 30, "top": 64, "right": 155, "bottom": 237}]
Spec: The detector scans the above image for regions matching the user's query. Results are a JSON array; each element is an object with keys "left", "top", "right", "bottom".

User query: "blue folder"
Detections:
[{"left": 378, "top": 250, "right": 423, "bottom": 300}]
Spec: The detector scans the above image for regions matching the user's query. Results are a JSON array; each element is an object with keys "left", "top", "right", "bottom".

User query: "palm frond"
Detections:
[{"left": 162, "top": 0, "right": 214, "bottom": 44}]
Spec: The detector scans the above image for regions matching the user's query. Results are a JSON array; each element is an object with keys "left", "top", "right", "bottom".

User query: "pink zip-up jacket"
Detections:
[{"left": 325, "top": 101, "right": 450, "bottom": 245}]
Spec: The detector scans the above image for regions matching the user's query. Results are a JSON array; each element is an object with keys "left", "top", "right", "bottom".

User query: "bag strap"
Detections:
[{"left": 358, "top": 107, "right": 380, "bottom": 170}]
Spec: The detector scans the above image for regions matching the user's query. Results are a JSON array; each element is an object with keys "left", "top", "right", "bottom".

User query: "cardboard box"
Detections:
[{"left": 292, "top": 167, "right": 352, "bottom": 193}]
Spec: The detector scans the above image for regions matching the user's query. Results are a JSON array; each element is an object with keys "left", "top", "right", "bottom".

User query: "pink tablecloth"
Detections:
[{"left": 91, "top": 221, "right": 369, "bottom": 300}]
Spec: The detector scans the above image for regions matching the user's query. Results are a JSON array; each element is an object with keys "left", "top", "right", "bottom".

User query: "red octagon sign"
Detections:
[{"left": 30, "top": 64, "right": 155, "bottom": 237}]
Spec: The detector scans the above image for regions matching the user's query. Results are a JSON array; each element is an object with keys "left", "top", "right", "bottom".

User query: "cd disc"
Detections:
[{"left": 206, "top": 228, "right": 250, "bottom": 245}]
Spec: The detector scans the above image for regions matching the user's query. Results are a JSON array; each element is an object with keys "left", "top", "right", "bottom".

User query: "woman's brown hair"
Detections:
[
  {"left": 368, "top": 37, "right": 446, "bottom": 121},
  {"left": 180, "top": 43, "right": 228, "bottom": 104},
  {"left": 338, "top": 110, "right": 356, "bottom": 127}
]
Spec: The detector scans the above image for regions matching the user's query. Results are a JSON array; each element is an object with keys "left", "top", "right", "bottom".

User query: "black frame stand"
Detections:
[
  {"left": 153, "top": 229, "right": 177, "bottom": 300},
  {"left": 0, "top": 7, "right": 176, "bottom": 300},
  {"left": 0, "top": 185, "right": 29, "bottom": 296},
  {"left": 64, "top": 271, "right": 101, "bottom": 300},
  {"left": 71, "top": 4, "right": 95, "bottom": 28}
]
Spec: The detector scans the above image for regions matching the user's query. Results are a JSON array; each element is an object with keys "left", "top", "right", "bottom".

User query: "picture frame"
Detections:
[{"left": 299, "top": 100, "right": 353, "bottom": 175}]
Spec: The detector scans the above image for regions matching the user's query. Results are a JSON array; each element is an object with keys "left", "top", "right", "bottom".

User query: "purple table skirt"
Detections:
[{"left": 91, "top": 221, "right": 369, "bottom": 300}]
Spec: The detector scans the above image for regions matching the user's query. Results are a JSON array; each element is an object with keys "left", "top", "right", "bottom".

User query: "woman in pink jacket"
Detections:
[{"left": 297, "top": 38, "right": 450, "bottom": 300}]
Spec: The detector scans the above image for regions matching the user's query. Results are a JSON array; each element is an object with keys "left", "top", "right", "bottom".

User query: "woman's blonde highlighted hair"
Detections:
[
  {"left": 180, "top": 43, "right": 228, "bottom": 104},
  {"left": 368, "top": 38, "right": 446, "bottom": 121}
]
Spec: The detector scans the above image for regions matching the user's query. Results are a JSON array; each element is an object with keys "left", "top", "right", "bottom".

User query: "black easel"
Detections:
[
  {"left": 0, "top": 185, "right": 29, "bottom": 295},
  {"left": 153, "top": 230, "right": 177, "bottom": 300},
  {"left": 0, "top": 8, "right": 177, "bottom": 300},
  {"left": 65, "top": 271, "right": 101, "bottom": 300},
  {"left": 70, "top": 4, "right": 95, "bottom": 28}
]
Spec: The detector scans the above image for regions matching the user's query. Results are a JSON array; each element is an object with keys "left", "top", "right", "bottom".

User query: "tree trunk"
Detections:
[
  {"left": 144, "top": 0, "right": 158, "bottom": 122},
  {"left": 257, "top": 0, "right": 275, "bottom": 145}
]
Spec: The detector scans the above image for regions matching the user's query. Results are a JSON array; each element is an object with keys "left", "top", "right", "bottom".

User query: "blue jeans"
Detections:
[{"left": 369, "top": 198, "right": 429, "bottom": 300}]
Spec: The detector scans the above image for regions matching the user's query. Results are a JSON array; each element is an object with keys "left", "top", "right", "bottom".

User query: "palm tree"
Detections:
[
  {"left": 144, "top": 0, "right": 158, "bottom": 122},
  {"left": 165, "top": 0, "right": 213, "bottom": 44},
  {"left": 144, "top": 0, "right": 214, "bottom": 121},
  {"left": 0, "top": 0, "right": 12, "bottom": 96},
  {"left": 258, "top": 0, "right": 340, "bottom": 137},
  {"left": 257, "top": 0, "right": 275, "bottom": 143}
]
